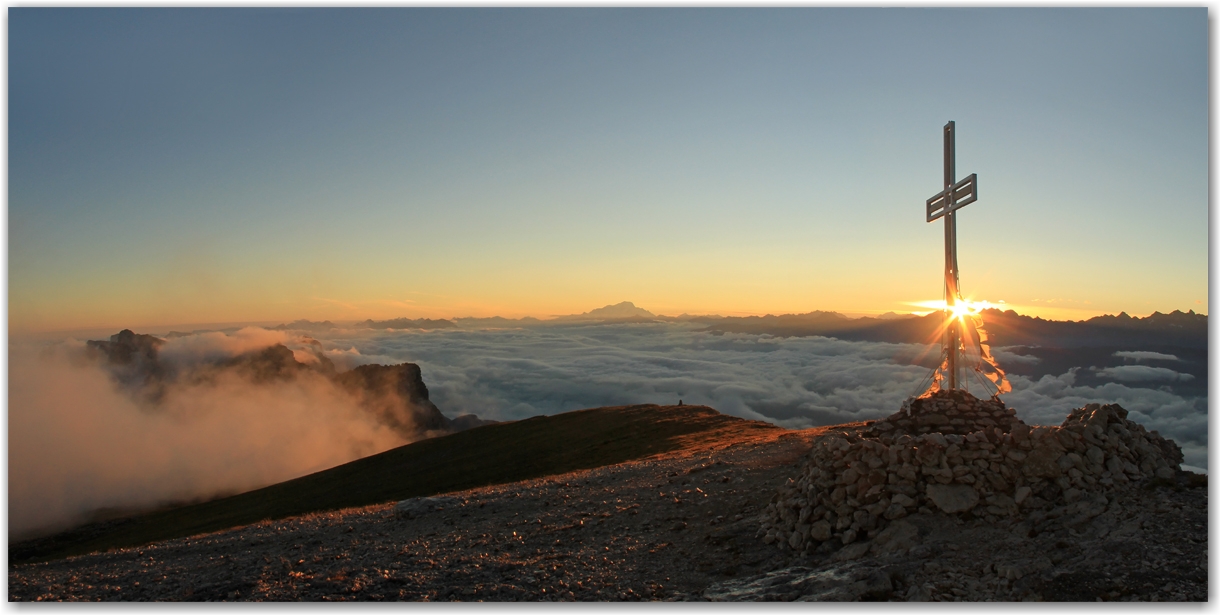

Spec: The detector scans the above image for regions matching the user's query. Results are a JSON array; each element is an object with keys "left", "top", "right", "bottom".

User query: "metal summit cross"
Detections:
[{"left": 926, "top": 121, "right": 978, "bottom": 391}]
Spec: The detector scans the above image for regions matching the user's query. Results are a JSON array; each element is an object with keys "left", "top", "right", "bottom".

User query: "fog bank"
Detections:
[{"left": 9, "top": 340, "right": 406, "bottom": 538}]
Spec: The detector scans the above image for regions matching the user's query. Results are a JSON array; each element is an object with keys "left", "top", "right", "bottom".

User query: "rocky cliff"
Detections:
[
  {"left": 333, "top": 363, "right": 450, "bottom": 434},
  {"left": 84, "top": 330, "right": 489, "bottom": 440},
  {"left": 85, "top": 329, "right": 171, "bottom": 403}
]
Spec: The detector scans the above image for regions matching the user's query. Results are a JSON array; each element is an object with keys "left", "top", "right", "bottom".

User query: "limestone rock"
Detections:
[
  {"left": 809, "top": 520, "right": 833, "bottom": 542},
  {"left": 1014, "top": 486, "right": 1032, "bottom": 505},
  {"left": 870, "top": 520, "right": 919, "bottom": 557},
  {"left": 761, "top": 391, "right": 1185, "bottom": 560},
  {"left": 334, "top": 363, "right": 451, "bottom": 433},
  {"left": 703, "top": 564, "right": 894, "bottom": 602},
  {"left": 1022, "top": 445, "right": 1064, "bottom": 479},
  {"left": 85, "top": 329, "right": 472, "bottom": 440},
  {"left": 832, "top": 541, "right": 872, "bottom": 562},
  {"left": 926, "top": 484, "right": 979, "bottom": 513}
]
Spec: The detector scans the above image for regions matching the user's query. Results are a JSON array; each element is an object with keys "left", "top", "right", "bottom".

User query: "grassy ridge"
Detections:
[{"left": 12, "top": 404, "right": 779, "bottom": 564}]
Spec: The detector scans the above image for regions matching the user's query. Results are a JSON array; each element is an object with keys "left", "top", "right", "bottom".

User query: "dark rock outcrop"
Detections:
[
  {"left": 83, "top": 330, "right": 490, "bottom": 441},
  {"left": 217, "top": 344, "right": 314, "bottom": 383},
  {"left": 85, "top": 330, "right": 169, "bottom": 402},
  {"left": 334, "top": 363, "right": 450, "bottom": 434},
  {"left": 85, "top": 329, "right": 164, "bottom": 366}
]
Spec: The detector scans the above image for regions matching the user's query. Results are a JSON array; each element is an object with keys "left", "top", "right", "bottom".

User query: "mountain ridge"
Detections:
[
  {"left": 250, "top": 303, "right": 1206, "bottom": 334},
  {"left": 9, "top": 403, "right": 784, "bottom": 564}
]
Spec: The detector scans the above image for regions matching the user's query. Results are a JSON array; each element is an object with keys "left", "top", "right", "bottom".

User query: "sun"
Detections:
[{"left": 907, "top": 299, "right": 997, "bottom": 320}]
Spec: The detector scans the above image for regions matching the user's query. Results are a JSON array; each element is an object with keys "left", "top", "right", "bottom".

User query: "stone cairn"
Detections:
[{"left": 759, "top": 390, "right": 1184, "bottom": 554}]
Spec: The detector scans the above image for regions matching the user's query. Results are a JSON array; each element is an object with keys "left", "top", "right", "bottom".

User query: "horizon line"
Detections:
[{"left": 12, "top": 305, "right": 1207, "bottom": 338}]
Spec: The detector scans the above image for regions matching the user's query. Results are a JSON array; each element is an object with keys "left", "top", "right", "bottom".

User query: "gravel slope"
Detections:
[
  {"left": 10, "top": 425, "right": 824, "bottom": 601},
  {"left": 9, "top": 422, "right": 1205, "bottom": 602}
]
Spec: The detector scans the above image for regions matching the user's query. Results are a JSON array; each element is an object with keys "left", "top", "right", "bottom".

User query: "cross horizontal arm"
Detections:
[{"left": 926, "top": 173, "right": 978, "bottom": 222}]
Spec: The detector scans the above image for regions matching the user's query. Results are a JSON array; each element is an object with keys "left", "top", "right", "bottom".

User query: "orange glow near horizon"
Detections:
[
  {"left": 906, "top": 299, "right": 1000, "bottom": 321},
  {"left": 12, "top": 295, "right": 1202, "bottom": 338}
]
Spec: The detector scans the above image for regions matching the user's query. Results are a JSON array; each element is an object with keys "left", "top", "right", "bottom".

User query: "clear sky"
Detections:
[{"left": 9, "top": 8, "right": 1208, "bottom": 332}]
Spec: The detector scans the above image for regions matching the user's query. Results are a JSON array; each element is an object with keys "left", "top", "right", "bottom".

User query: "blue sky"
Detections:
[{"left": 9, "top": 8, "right": 1208, "bottom": 331}]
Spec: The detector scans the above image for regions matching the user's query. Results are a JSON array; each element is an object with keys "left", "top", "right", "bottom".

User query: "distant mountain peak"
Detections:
[
  {"left": 557, "top": 301, "right": 657, "bottom": 321},
  {"left": 588, "top": 301, "right": 654, "bottom": 317}
]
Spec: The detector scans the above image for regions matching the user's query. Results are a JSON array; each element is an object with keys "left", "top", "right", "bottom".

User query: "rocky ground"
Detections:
[
  {"left": 709, "top": 469, "right": 1207, "bottom": 602},
  {"left": 9, "top": 422, "right": 1207, "bottom": 602}
]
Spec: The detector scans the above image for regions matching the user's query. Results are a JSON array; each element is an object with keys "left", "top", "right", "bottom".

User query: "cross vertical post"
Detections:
[
  {"left": 925, "top": 121, "right": 978, "bottom": 391},
  {"left": 943, "top": 122, "right": 960, "bottom": 390}
]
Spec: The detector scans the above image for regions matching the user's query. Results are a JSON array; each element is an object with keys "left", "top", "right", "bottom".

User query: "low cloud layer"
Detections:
[
  {"left": 1094, "top": 365, "right": 1195, "bottom": 383},
  {"left": 990, "top": 347, "right": 1041, "bottom": 366},
  {"left": 306, "top": 322, "right": 1207, "bottom": 469},
  {"left": 313, "top": 323, "right": 938, "bottom": 428},
  {"left": 1113, "top": 350, "right": 1181, "bottom": 362}
]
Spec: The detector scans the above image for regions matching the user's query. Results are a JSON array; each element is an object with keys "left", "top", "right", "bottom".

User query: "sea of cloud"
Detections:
[
  {"left": 313, "top": 322, "right": 1208, "bottom": 470},
  {"left": 11, "top": 320, "right": 1205, "bottom": 537}
]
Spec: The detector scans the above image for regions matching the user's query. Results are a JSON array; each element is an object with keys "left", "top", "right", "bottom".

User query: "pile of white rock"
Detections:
[
  {"left": 759, "top": 391, "right": 1184, "bottom": 555},
  {"left": 868, "top": 389, "right": 1021, "bottom": 437}
]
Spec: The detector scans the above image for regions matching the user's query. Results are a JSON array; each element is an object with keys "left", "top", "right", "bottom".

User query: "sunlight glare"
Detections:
[{"left": 907, "top": 299, "right": 998, "bottom": 320}]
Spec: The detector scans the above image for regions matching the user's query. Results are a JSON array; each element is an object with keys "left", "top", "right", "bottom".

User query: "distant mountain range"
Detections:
[
  {"left": 693, "top": 308, "right": 1207, "bottom": 349},
  {"left": 361, "top": 317, "right": 458, "bottom": 330},
  {"left": 269, "top": 319, "right": 339, "bottom": 332},
  {"left": 262, "top": 302, "right": 1206, "bottom": 351},
  {"left": 453, "top": 315, "right": 543, "bottom": 328},
  {"left": 267, "top": 302, "right": 657, "bottom": 332},
  {"left": 270, "top": 318, "right": 459, "bottom": 331}
]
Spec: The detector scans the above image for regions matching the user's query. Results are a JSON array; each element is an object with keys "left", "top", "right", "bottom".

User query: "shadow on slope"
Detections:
[{"left": 11, "top": 404, "right": 779, "bottom": 564}]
